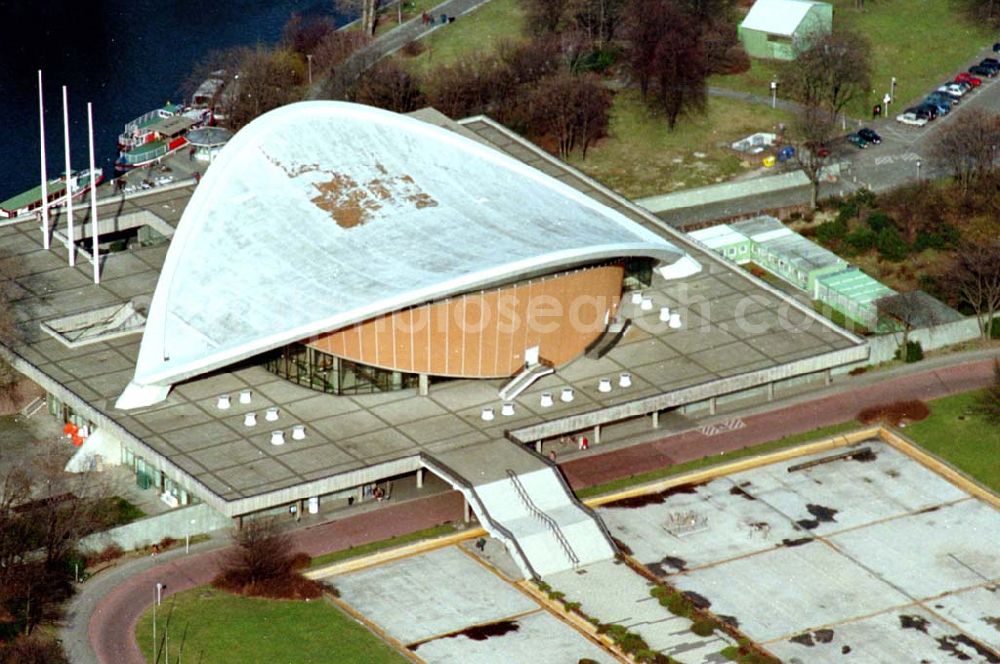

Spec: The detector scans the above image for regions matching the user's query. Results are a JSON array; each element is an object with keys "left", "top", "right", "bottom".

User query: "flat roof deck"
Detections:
[{"left": 1, "top": 114, "right": 866, "bottom": 517}]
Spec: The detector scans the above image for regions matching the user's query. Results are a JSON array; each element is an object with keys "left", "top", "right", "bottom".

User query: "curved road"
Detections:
[{"left": 69, "top": 349, "right": 998, "bottom": 664}]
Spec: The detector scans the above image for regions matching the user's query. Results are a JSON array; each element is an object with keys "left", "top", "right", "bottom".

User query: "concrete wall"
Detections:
[
  {"left": 80, "top": 503, "right": 231, "bottom": 553},
  {"left": 834, "top": 316, "right": 985, "bottom": 374}
]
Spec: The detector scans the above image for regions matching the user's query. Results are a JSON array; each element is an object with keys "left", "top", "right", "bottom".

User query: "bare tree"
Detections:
[
  {"left": 950, "top": 239, "right": 1000, "bottom": 339},
  {"left": 930, "top": 110, "right": 1000, "bottom": 194},
  {"left": 338, "top": 0, "right": 381, "bottom": 36},
  {"left": 568, "top": 0, "right": 627, "bottom": 48},
  {"left": 783, "top": 28, "right": 872, "bottom": 119},
  {"left": 525, "top": 71, "right": 612, "bottom": 158},
  {"left": 221, "top": 47, "right": 306, "bottom": 130},
  {"left": 213, "top": 517, "right": 322, "bottom": 599},
  {"left": 956, "top": 0, "right": 1000, "bottom": 27},
  {"left": 523, "top": 0, "right": 573, "bottom": 34},
  {"left": 650, "top": 2, "right": 707, "bottom": 130},
  {"left": 791, "top": 104, "right": 835, "bottom": 209},
  {"left": 971, "top": 360, "right": 1000, "bottom": 424},
  {"left": 351, "top": 60, "right": 425, "bottom": 113},
  {"left": 877, "top": 291, "right": 939, "bottom": 361},
  {"left": 623, "top": 0, "right": 670, "bottom": 98},
  {"left": 282, "top": 12, "right": 336, "bottom": 56}
]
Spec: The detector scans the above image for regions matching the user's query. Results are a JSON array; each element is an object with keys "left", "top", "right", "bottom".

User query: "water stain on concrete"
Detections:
[
  {"left": 937, "top": 633, "right": 1000, "bottom": 663},
  {"left": 900, "top": 614, "right": 930, "bottom": 633},
  {"left": 782, "top": 537, "right": 815, "bottom": 547},
  {"left": 790, "top": 633, "right": 814, "bottom": 646},
  {"left": 603, "top": 483, "right": 703, "bottom": 509},
  {"left": 717, "top": 614, "right": 740, "bottom": 629},
  {"left": 411, "top": 620, "right": 521, "bottom": 650},
  {"left": 729, "top": 485, "right": 757, "bottom": 501},
  {"left": 684, "top": 590, "right": 711, "bottom": 609},
  {"left": 842, "top": 645, "right": 852, "bottom": 654},
  {"left": 814, "top": 629, "right": 834, "bottom": 643}
]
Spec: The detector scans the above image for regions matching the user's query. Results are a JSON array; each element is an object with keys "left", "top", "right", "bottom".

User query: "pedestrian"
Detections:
[
  {"left": 548, "top": 449, "right": 557, "bottom": 463},
  {"left": 374, "top": 485, "right": 385, "bottom": 502},
  {"left": 578, "top": 435, "right": 589, "bottom": 451}
]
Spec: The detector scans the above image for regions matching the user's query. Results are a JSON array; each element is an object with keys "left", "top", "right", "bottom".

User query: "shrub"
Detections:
[
  {"left": 913, "top": 224, "right": 960, "bottom": 251},
  {"left": 894, "top": 340, "right": 924, "bottom": 363},
  {"left": 875, "top": 226, "right": 909, "bottom": 261},
  {"left": 691, "top": 619, "right": 718, "bottom": 636},
  {"left": 865, "top": 210, "right": 892, "bottom": 233},
  {"left": 88, "top": 543, "right": 125, "bottom": 565},
  {"left": 844, "top": 227, "right": 876, "bottom": 254},
  {"left": 816, "top": 220, "right": 848, "bottom": 244}
]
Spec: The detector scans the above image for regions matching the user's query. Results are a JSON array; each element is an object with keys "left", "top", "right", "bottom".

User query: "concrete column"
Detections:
[
  {"left": 235, "top": 515, "right": 243, "bottom": 530},
  {"left": 295, "top": 499, "right": 303, "bottom": 522},
  {"left": 593, "top": 425, "right": 601, "bottom": 445},
  {"left": 824, "top": 368, "right": 832, "bottom": 386},
  {"left": 416, "top": 468, "right": 424, "bottom": 489},
  {"left": 708, "top": 397, "right": 717, "bottom": 415},
  {"left": 767, "top": 382, "right": 775, "bottom": 402},
  {"left": 651, "top": 410, "right": 660, "bottom": 429},
  {"left": 418, "top": 373, "right": 429, "bottom": 396},
  {"left": 463, "top": 498, "right": 471, "bottom": 523}
]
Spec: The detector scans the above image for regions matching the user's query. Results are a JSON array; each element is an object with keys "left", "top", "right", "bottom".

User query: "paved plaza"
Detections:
[
  {"left": 599, "top": 440, "right": 1000, "bottom": 663},
  {"left": 327, "top": 546, "right": 615, "bottom": 663}
]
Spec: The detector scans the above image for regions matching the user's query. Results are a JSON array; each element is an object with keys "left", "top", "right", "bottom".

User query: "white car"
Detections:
[
  {"left": 896, "top": 112, "right": 928, "bottom": 127},
  {"left": 937, "top": 84, "right": 966, "bottom": 97}
]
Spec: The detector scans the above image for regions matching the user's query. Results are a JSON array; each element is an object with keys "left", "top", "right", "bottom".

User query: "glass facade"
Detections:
[{"left": 264, "top": 344, "right": 420, "bottom": 395}]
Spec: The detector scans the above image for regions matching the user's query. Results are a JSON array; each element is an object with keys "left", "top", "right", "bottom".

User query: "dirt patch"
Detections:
[
  {"left": 814, "top": 629, "right": 834, "bottom": 643},
  {"left": 806, "top": 504, "right": 839, "bottom": 523},
  {"left": 717, "top": 614, "right": 740, "bottom": 629},
  {"left": 857, "top": 400, "right": 931, "bottom": 426},
  {"left": 647, "top": 555, "right": 688, "bottom": 576},
  {"left": 683, "top": 590, "right": 712, "bottom": 609},
  {"left": 790, "top": 633, "right": 815, "bottom": 646},
  {"left": 842, "top": 645, "right": 852, "bottom": 654},
  {"left": 937, "top": 633, "right": 1000, "bottom": 663},
  {"left": 603, "top": 482, "right": 702, "bottom": 509}
]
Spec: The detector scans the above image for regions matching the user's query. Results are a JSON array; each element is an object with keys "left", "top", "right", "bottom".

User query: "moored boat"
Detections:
[{"left": 0, "top": 168, "right": 105, "bottom": 219}]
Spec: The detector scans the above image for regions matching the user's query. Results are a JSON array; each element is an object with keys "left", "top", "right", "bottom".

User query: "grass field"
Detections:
[
  {"left": 401, "top": 0, "right": 526, "bottom": 75},
  {"left": 904, "top": 389, "right": 1000, "bottom": 491},
  {"left": 567, "top": 89, "right": 793, "bottom": 199},
  {"left": 713, "top": 0, "right": 997, "bottom": 117},
  {"left": 136, "top": 588, "right": 407, "bottom": 664}
]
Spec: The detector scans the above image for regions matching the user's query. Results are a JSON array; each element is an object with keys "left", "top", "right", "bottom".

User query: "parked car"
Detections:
[
  {"left": 858, "top": 128, "right": 882, "bottom": 144},
  {"left": 896, "top": 112, "right": 929, "bottom": 127},
  {"left": 938, "top": 83, "right": 967, "bottom": 97},
  {"left": 977, "top": 59, "right": 1000, "bottom": 74},
  {"left": 934, "top": 87, "right": 964, "bottom": 102},
  {"left": 847, "top": 133, "right": 869, "bottom": 149},
  {"left": 993, "top": 42, "right": 1000, "bottom": 52},
  {"left": 950, "top": 80, "right": 973, "bottom": 93},
  {"left": 955, "top": 72, "right": 982, "bottom": 87},
  {"left": 969, "top": 65, "right": 997, "bottom": 77},
  {"left": 776, "top": 146, "right": 796, "bottom": 162},
  {"left": 923, "top": 97, "right": 952, "bottom": 115},
  {"left": 913, "top": 103, "right": 939, "bottom": 120},
  {"left": 926, "top": 91, "right": 958, "bottom": 106}
]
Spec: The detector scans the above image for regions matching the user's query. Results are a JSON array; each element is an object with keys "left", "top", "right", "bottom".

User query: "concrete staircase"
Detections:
[{"left": 424, "top": 442, "right": 616, "bottom": 579}]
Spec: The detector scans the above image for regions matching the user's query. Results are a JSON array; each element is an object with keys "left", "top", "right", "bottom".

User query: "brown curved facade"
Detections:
[{"left": 305, "top": 265, "right": 623, "bottom": 378}]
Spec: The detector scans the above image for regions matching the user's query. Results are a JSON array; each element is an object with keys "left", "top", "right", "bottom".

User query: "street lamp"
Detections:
[
  {"left": 306, "top": 54, "right": 313, "bottom": 85},
  {"left": 891, "top": 76, "right": 897, "bottom": 102},
  {"left": 916, "top": 158, "right": 922, "bottom": 181},
  {"left": 770, "top": 79, "right": 778, "bottom": 109}
]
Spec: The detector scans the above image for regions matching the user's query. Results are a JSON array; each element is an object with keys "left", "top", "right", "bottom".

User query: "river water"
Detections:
[{"left": 0, "top": 1, "right": 345, "bottom": 200}]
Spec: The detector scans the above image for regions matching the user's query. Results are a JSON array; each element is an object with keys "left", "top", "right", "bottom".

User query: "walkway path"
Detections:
[{"left": 69, "top": 349, "right": 997, "bottom": 664}]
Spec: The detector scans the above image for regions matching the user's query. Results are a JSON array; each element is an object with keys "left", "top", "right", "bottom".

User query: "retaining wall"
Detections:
[{"left": 80, "top": 503, "right": 231, "bottom": 553}]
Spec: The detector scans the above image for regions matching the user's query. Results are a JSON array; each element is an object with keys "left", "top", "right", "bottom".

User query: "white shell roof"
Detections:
[
  {"left": 117, "top": 102, "right": 694, "bottom": 409},
  {"left": 741, "top": 0, "right": 823, "bottom": 36}
]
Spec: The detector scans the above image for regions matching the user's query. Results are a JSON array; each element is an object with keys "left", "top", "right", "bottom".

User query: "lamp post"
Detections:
[
  {"left": 891, "top": 76, "right": 897, "bottom": 102},
  {"left": 770, "top": 79, "right": 778, "bottom": 109},
  {"left": 916, "top": 158, "right": 922, "bottom": 181},
  {"left": 306, "top": 54, "right": 313, "bottom": 85}
]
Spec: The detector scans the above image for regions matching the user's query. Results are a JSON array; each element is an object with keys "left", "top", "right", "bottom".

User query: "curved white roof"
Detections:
[
  {"left": 117, "top": 101, "right": 695, "bottom": 409},
  {"left": 741, "top": 0, "right": 824, "bottom": 36}
]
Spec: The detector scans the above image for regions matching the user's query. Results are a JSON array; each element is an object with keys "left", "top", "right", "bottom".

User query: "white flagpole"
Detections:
[
  {"left": 38, "top": 70, "right": 50, "bottom": 249},
  {"left": 87, "top": 102, "right": 100, "bottom": 284},
  {"left": 62, "top": 85, "right": 75, "bottom": 266}
]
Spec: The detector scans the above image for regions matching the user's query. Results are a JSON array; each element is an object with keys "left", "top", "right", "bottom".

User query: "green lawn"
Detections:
[
  {"left": 401, "top": 0, "right": 527, "bottom": 75},
  {"left": 136, "top": 588, "right": 407, "bottom": 664},
  {"left": 904, "top": 390, "right": 1000, "bottom": 491},
  {"left": 714, "top": 0, "right": 997, "bottom": 117},
  {"left": 567, "top": 89, "right": 792, "bottom": 199}
]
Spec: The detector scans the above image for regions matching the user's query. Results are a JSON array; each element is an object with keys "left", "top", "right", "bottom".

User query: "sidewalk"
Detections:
[{"left": 70, "top": 349, "right": 997, "bottom": 664}]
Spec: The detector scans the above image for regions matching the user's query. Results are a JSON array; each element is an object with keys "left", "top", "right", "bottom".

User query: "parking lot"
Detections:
[{"left": 598, "top": 440, "right": 1000, "bottom": 663}]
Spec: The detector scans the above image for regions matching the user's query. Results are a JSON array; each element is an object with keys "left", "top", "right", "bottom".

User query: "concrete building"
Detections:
[
  {"left": 738, "top": 0, "right": 833, "bottom": 60},
  {"left": 1, "top": 103, "right": 867, "bottom": 576}
]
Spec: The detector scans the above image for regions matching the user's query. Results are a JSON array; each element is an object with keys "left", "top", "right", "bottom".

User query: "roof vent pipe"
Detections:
[{"left": 270, "top": 430, "right": 285, "bottom": 446}]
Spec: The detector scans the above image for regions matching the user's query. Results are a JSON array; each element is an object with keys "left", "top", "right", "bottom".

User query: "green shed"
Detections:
[{"left": 738, "top": 0, "right": 833, "bottom": 61}]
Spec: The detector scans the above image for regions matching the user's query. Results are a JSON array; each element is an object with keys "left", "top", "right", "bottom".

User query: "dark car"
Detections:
[
  {"left": 913, "top": 104, "right": 939, "bottom": 120},
  {"left": 923, "top": 97, "right": 952, "bottom": 115},
  {"left": 926, "top": 92, "right": 958, "bottom": 106},
  {"left": 846, "top": 133, "right": 869, "bottom": 149},
  {"left": 978, "top": 59, "right": 1000, "bottom": 73},
  {"left": 969, "top": 65, "right": 997, "bottom": 77},
  {"left": 993, "top": 42, "right": 1000, "bottom": 52},
  {"left": 858, "top": 128, "right": 882, "bottom": 144}
]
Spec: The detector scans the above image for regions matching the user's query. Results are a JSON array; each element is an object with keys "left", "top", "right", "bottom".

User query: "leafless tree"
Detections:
[
  {"left": 929, "top": 110, "right": 1000, "bottom": 194},
  {"left": 213, "top": 517, "right": 321, "bottom": 599},
  {"left": 950, "top": 239, "right": 1000, "bottom": 339},
  {"left": 790, "top": 105, "right": 836, "bottom": 209},
  {"left": 783, "top": 28, "right": 872, "bottom": 119},
  {"left": 282, "top": 12, "right": 336, "bottom": 56},
  {"left": 525, "top": 71, "right": 612, "bottom": 158},
  {"left": 338, "top": 0, "right": 382, "bottom": 36},
  {"left": 568, "top": 0, "right": 627, "bottom": 48},
  {"left": 221, "top": 47, "right": 306, "bottom": 131},
  {"left": 523, "top": 0, "right": 573, "bottom": 34},
  {"left": 971, "top": 360, "right": 1000, "bottom": 424},
  {"left": 956, "top": 0, "right": 1000, "bottom": 27},
  {"left": 622, "top": 0, "right": 669, "bottom": 98},
  {"left": 0, "top": 634, "right": 70, "bottom": 664},
  {"left": 351, "top": 60, "right": 426, "bottom": 112},
  {"left": 877, "top": 291, "right": 940, "bottom": 360}
]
